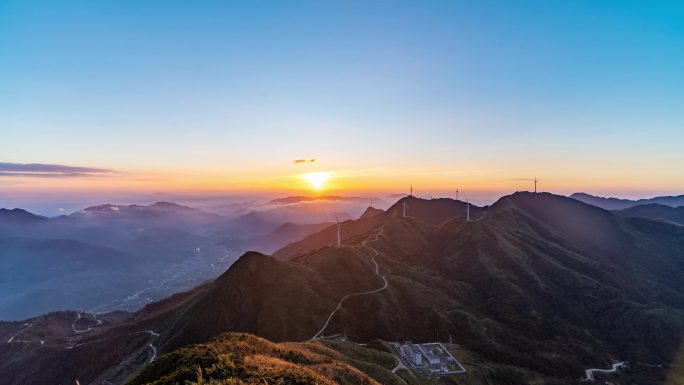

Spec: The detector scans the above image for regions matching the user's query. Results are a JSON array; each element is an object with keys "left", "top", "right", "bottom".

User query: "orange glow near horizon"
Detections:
[{"left": 2, "top": 164, "right": 684, "bottom": 201}]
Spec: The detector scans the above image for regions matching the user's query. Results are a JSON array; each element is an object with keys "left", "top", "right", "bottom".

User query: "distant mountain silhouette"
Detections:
[
  {"left": 252, "top": 222, "right": 333, "bottom": 254},
  {"left": 232, "top": 206, "right": 354, "bottom": 232},
  {"left": 71, "top": 201, "right": 230, "bottom": 234},
  {"left": 268, "top": 195, "right": 388, "bottom": 207},
  {"left": 0, "top": 208, "right": 46, "bottom": 225},
  {"left": 571, "top": 192, "right": 684, "bottom": 210},
  {"left": 614, "top": 203, "right": 684, "bottom": 225}
]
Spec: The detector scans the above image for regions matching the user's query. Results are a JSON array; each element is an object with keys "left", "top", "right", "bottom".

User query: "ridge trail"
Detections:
[{"left": 310, "top": 226, "right": 388, "bottom": 340}]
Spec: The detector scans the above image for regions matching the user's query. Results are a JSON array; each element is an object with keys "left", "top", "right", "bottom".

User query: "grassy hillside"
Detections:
[{"left": 128, "top": 332, "right": 389, "bottom": 385}]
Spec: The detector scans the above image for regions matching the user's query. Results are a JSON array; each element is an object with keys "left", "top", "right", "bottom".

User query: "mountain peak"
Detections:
[
  {"left": 359, "top": 206, "right": 384, "bottom": 219},
  {"left": 82, "top": 203, "right": 120, "bottom": 212},
  {"left": 387, "top": 196, "right": 479, "bottom": 224},
  {"left": 0, "top": 208, "right": 45, "bottom": 222},
  {"left": 486, "top": 191, "right": 636, "bottom": 258},
  {"left": 491, "top": 191, "right": 610, "bottom": 217},
  {"left": 151, "top": 201, "right": 185, "bottom": 208},
  {"left": 222, "top": 250, "right": 271, "bottom": 275}
]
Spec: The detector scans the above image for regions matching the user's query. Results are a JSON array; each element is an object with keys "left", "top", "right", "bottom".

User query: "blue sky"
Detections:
[{"left": 1, "top": 0, "right": 683, "bottom": 198}]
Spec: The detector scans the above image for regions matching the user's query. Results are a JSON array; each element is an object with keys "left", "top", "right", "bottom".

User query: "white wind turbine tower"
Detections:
[
  {"left": 402, "top": 202, "right": 409, "bottom": 218},
  {"left": 505, "top": 177, "right": 541, "bottom": 193},
  {"left": 455, "top": 187, "right": 459, "bottom": 201},
  {"left": 466, "top": 198, "right": 471, "bottom": 222},
  {"left": 335, "top": 216, "right": 341, "bottom": 247}
]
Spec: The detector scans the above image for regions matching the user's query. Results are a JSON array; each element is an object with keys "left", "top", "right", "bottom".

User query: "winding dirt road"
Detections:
[
  {"left": 584, "top": 362, "right": 626, "bottom": 381},
  {"left": 72, "top": 312, "right": 102, "bottom": 333},
  {"left": 146, "top": 330, "right": 160, "bottom": 363},
  {"left": 310, "top": 226, "right": 388, "bottom": 340}
]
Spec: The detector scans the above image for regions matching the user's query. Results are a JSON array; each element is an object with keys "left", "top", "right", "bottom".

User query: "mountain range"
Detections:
[
  {"left": 571, "top": 192, "right": 684, "bottom": 210},
  {"left": 2, "top": 192, "right": 683, "bottom": 384},
  {"left": 0, "top": 202, "right": 331, "bottom": 320}
]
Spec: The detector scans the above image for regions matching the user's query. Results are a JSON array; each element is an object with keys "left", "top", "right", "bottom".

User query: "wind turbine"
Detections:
[
  {"left": 402, "top": 202, "right": 409, "bottom": 218},
  {"left": 455, "top": 188, "right": 459, "bottom": 201},
  {"left": 466, "top": 198, "right": 470, "bottom": 222},
  {"left": 410, "top": 185, "right": 413, "bottom": 197},
  {"left": 335, "top": 216, "right": 341, "bottom": 247},
  {"left": 504, "top": 178, "right": 541, "bottom": 193}
]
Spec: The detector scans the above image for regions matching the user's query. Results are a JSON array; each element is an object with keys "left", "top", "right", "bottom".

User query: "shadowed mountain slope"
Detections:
[
  {"left": 0, "top": 282, "right": 208, "bottom": 385},
  {"left": 271, "top": 213, "right": 386, "bottom": 260},
  {"left": 157, "top": 245, "right": 386, "bottom": 352},
  {"left": 246, "top": 221, "right": 332, "bottom": 254},
  {"left": 614, "top": 203, "right": 684, "bottom": 225}
]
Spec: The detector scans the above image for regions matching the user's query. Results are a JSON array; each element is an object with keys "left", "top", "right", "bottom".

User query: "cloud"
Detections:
[
  {"left": 0, "top": 162, "right": 114, "bottom": 178},
  {"left": 294, "top": 159, "right": 317, "bottom": 164}
]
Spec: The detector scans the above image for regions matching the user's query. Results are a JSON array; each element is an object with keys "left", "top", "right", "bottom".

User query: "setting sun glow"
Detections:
[{"left": 303, "top": 172, "right": 330, "bottom": 190}]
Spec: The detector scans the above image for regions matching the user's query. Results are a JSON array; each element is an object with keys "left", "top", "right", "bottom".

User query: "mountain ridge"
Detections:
[
  {"left": 152, "top": 192, "right": 684, "bottom": 383},
  {"left": 614, "top": 203, "right": 684, "bottom": 225},
  {"left": 571, "top": 192, "right": 684, "bottom": 210}
]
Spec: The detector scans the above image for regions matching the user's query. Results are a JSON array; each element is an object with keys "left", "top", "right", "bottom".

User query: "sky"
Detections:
[{"left": 1, "top": 0, "right": 683, "bottom": 209}]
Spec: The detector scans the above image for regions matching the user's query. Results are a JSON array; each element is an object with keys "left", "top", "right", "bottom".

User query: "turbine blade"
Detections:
[{"left": 503, "top": 178, "right": 533, "bottom": 181}]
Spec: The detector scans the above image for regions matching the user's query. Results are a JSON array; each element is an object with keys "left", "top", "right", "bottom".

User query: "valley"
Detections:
[{"left": 0, "top": 202, "right": 338, "bottom": 320}]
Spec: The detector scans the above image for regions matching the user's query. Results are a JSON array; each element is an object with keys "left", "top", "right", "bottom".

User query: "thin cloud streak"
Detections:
[{"left": 0, "top": 163, "right": 114, "bottom": 178}]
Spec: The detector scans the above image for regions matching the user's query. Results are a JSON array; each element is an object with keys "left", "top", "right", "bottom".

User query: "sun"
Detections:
[{"left": 303, "top": 172, "right": 330, "bottom": 190}]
